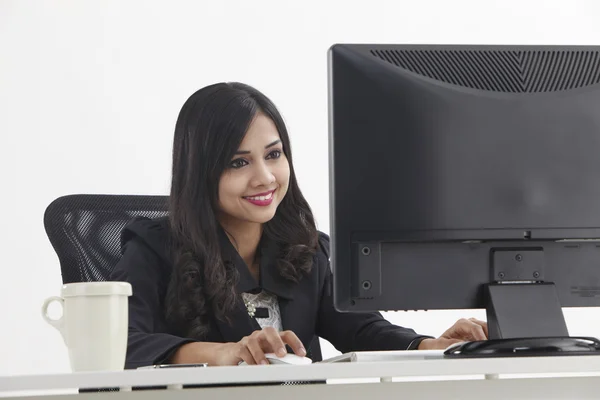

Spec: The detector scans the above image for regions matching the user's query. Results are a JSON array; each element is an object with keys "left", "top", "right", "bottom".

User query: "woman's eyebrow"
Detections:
[
  {"left": 264, "top": 139, "right": 281, "bottom": 149},
  {"left": 235, "top": 140, "right": 282, "bottom": 155}
]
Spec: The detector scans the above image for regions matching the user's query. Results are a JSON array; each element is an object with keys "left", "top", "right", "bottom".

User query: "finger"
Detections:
[
  {"left": 261, "top": 327, "right": 287, "bottom": 357},
  {"left": 448, "top": 319, "right": 486, "bottom": 342},
  {"left": 246, "top": 334, "right": 268, "bottom": 365},
  {"left": 237, "top": 341, "right": 256, "bottom": 365},
  {"left": 469, "top": 318, "right": 489, "bottom": 338},
  {"left": 461, "top": 320, "right": 486, "bottom": 341},
  {"left": 280, "top": 330, "right": 306, "bottom": 357}
]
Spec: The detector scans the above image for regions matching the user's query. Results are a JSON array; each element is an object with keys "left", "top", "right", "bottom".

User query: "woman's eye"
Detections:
[
  {"left": 267, "top": 149, "right": 282, "bottom": 159},
  {"left": 230, "top": 158, "right": 248, "bottom": 169}
]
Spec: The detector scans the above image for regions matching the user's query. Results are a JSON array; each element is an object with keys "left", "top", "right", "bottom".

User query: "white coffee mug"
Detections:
[{"left": 42, "top": 281, "right": 132, "bottom": 372}]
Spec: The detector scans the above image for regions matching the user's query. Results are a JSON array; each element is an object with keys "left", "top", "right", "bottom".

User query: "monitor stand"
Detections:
[
  {"left": 486, "top": 282, "right": 568, "bottom": 339},
  {"left": 444, "top": 282, "right": 600, "bottom": 358}
]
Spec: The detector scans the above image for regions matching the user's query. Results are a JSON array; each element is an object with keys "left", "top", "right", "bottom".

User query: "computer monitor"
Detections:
[{"left": 327, "top": 44, "right": 600, "bottom": 343}]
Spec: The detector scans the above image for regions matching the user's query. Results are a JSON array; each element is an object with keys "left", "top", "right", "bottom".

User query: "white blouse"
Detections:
[{"left": 241, "top": 290, "right": 283, "bottom": 332}]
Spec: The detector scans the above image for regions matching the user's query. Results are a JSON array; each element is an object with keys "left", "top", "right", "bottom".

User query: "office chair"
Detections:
[
  {"left": 44, "top": 194, "right": 169, "bottom": 283},
  {"left": 43, "top": 194, "right": 323, "bottom": 362}
]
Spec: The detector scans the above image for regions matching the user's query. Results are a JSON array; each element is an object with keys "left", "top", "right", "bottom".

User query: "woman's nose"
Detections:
[{"left": 252, "top": 162, "right": 276, "bottom": 186}]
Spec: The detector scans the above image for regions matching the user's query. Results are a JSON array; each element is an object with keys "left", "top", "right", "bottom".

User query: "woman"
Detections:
[{"left": 111, "top": 82, "right": 487, "bottom": 368}]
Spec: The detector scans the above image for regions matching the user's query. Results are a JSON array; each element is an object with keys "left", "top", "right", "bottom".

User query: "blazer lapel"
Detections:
[
  {"left": 278, "top": 284, "right": 314, "bottom": 350},
  {"left": 214, "top": 298, "right": 261, "bottom": 343}
]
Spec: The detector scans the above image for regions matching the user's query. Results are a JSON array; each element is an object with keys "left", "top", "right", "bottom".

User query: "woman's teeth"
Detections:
[{"left": 245, "top": 191, "right": 273, "bottom": 201}]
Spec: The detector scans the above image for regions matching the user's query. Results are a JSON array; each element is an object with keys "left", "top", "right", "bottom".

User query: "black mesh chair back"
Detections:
[{"left": 44, "top": 194, "right": 169, "bottom": 283}]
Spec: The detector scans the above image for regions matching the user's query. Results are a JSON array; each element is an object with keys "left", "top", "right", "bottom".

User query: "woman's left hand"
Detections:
[{"left": 418, "top": 318, "right": 488, "bottom": 350}]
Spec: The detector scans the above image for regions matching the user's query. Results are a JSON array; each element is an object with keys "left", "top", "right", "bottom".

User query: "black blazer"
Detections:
[{"left": 110, "top": 217, "right": 430, "bottom": 368}]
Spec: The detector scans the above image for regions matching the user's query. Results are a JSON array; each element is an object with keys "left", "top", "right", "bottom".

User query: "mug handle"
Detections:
[{"left": 41, "top": 296, "right": 65, "bottom": 336}]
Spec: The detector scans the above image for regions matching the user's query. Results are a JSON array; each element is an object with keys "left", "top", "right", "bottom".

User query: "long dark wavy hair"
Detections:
[{"left": 165, "top": 82, "right": 318, "bottom": 339}]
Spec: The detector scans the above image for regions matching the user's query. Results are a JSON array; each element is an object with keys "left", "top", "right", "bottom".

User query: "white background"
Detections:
[{"left": 2, "top": 0, "right": 600, "bottom": 377}]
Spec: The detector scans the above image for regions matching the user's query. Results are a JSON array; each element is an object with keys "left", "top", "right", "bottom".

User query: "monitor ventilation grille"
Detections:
[{"left": 371, "top": 49, "right": 600, "bottom": 93}]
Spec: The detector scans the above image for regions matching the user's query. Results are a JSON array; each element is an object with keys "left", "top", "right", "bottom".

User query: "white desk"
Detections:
[{"left": 3, "top": 355, "right": 600, "bottom": 400}]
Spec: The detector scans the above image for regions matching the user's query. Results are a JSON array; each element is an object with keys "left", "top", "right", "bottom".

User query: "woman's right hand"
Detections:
[{"left": 217, "top": 327, "right": 306, "bottom": 366}]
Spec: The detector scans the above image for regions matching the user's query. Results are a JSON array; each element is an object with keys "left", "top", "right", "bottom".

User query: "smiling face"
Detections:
[{"left": 217, "top": 112, "right": 290, "bottom": 228}]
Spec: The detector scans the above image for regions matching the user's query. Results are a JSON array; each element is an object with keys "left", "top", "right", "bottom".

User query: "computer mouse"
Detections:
[
  {"left": 265, "top": 353, "right": 312, "bottom": 365},
  {"left": 238, "top": 353, "right": 313, "bottom": 366}
]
